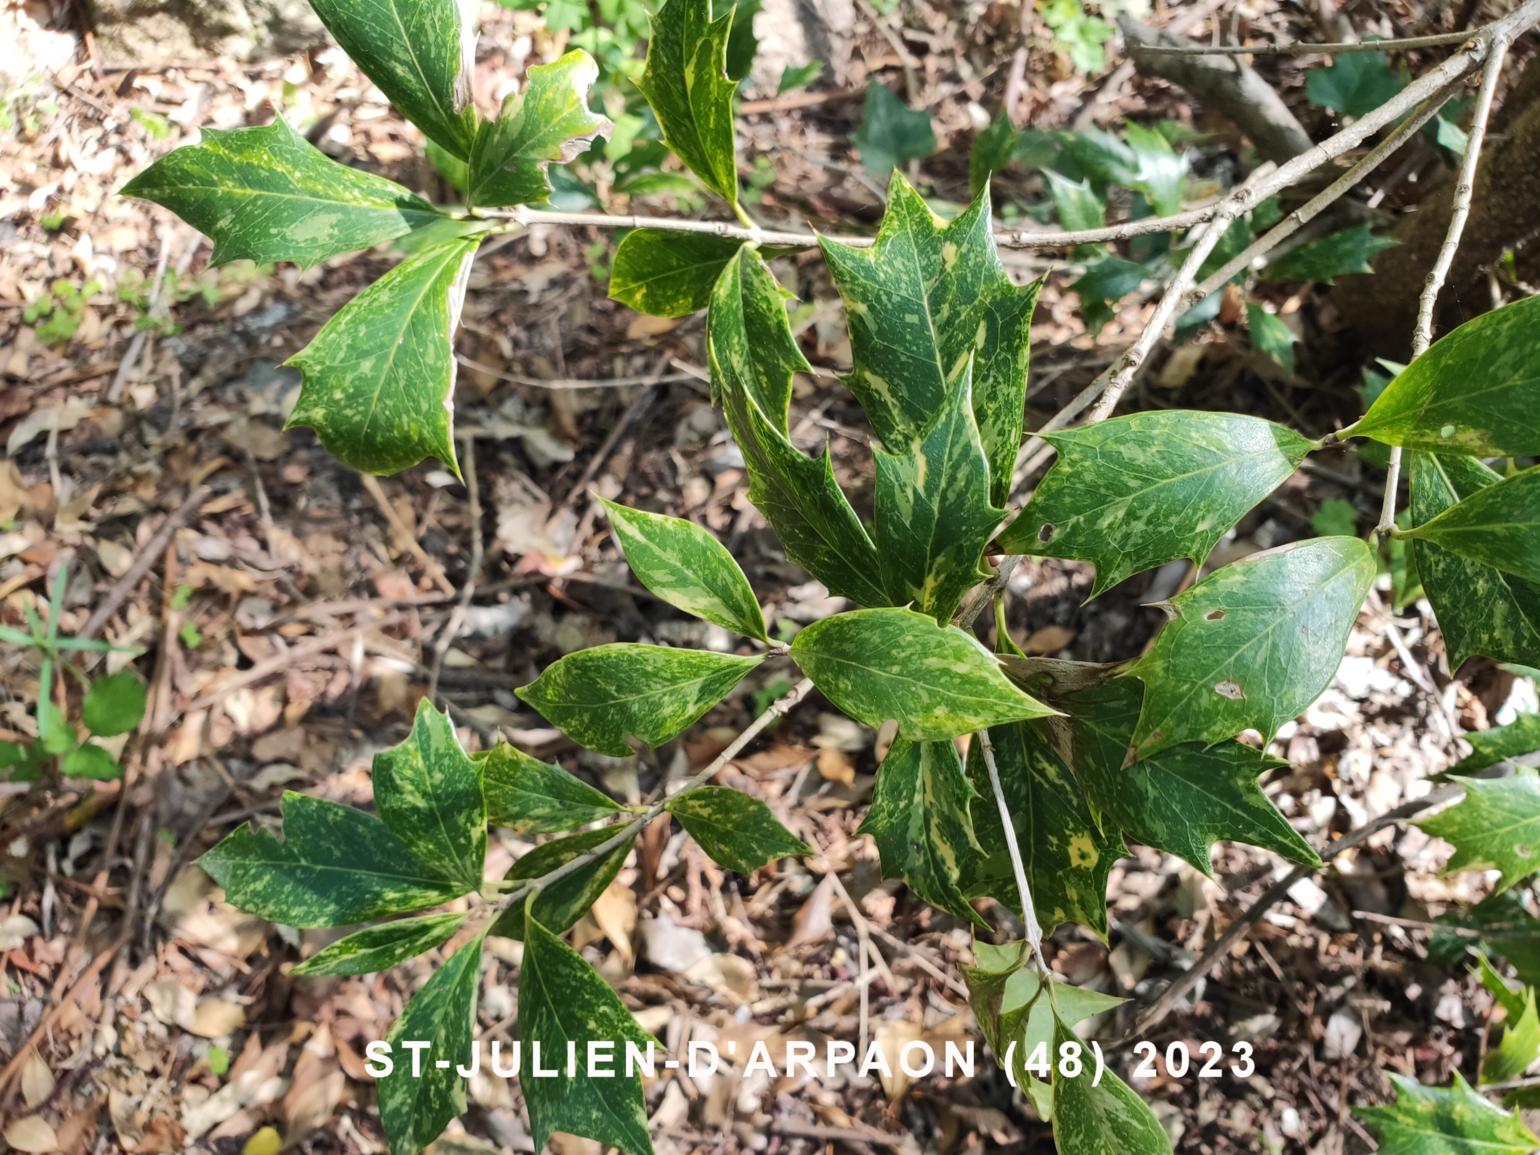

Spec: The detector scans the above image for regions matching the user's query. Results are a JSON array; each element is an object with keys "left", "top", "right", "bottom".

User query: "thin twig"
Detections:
[
  {"left": 427, "top": 436, "right": 483, "bottom": 702},
  {"left": 80, "top": 484, "right": 212, "bottom": 640},
  {"left": 1136, "top": 28, "right": 1479, "bottom": 58},
  {"left": 976, "top": 728, "right": 1048, "bottom": 971}
]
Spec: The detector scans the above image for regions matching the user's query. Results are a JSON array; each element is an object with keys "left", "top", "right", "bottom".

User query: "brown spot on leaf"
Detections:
[
  {"left": 1206, "top": 609, "right": 1225, "bottom": 621},
  {"left": 1214, "top": 680, "right": 1245, "bottom": 700},
  {"left": 1037, "top": 522, "right": 1056, "bottom": 543}
]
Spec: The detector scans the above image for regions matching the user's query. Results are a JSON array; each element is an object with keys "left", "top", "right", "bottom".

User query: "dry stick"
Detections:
[
  {"left": 427, "top": 434, "right": 483, "bottom": 703},
  {"left": 976, "top": 728, "right": 1050, "bottom": 972},
  {"left": 1136, "top": 28, "right": 1479, "bottom": 57},
  {"left": 79, "top": 484, "right": 212, "bottom": 640},
  {"left": 1378, "top": 32, "right": 1512, "bottom": 538}
]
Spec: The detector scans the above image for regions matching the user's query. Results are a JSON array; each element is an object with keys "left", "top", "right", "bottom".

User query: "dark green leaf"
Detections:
[
  {"left": 1356, "top": 1073, "right": 1539, "bottom": 1155},
  {"left": 1479, "top": 953, "right": 1530, "bottom": 1021},
  {"left": 1432, "top": 893, "right": 1540, "bottom": 991},
  {"left": 1053, "top": 1017, "right": 1173, "bottom": 1155},
  {"left": 778, "top": 60, "right": 823, "bottom": 94},
  {"left": 1072, "top": 256, "right": 1145, "bottom": 334},
  {"left": 600, "top": 497, "right": 766, "bottom": 637},
  {"left": 82, "top": 671, "right": 146, "bottom": 737},
  {"left": 859, "top": 739, "right": 985, "bottom": 925},
  {"left": 718, "top": 0, "right": 759, "bottom": 80},
  {"left": 479, "top": 744, "right": 623, "bottom": 833},
  {"left": 1122, "top": 122, "right": 1186, "bottom": 217},
  {"left": 121, "top": 117, "right": 442, "bottom": 267},
  {"left": 199, "top": 792, "right": 468, "bottom": 928},
  {"left": 707, "top": 248, "right": 890, "bottom": 605},
  {"left": 1402, "top": 468, "right": 1540, "bottom": 586},
  {"left": 970, "top": 114, "right": 1019, "bottom": 196},
  {"left": 466, "top": 49, "right": 610, "bottom": 207},
  {"left": 309, "top": 0, "right": 477, "bottom": 156},
  {"left": 1311, "top": 497, "right": 1359, "bottom": 538},
  {"left": 1127, "top": 537, "right": 1376, "bottom": 759},
  {"left": 517, "top": 644, "right": 763, "bottom": 757},
  {"left": 1247, "top": 301, "right": 1297, "bottom": 374},
  {"left": 1453, "top": 714, "right": 1540, "bottom": 775},
  {"left": 790, "top": 607, "right": 1057, "bottom": 740},
  {"left": 609, "top": 231, "right": 744, "bottom": 318},
  {"left": 666, "top": 785, "right": 809, "bottom": 873},
  {"left": 372, "top": 701, "right": 486, "bottom": 891},
  {"left": 378, "top": 934, "right": 484, "bottom": 1155},
  {"left": 1419, "top": 771, "right": 1540, "bottom": 895},
  {"left": 1262, "top": 225, "right": 1396, "bottom": 284},
  {"left": 62, "top": 743, "right": 123, "bottom": 781},
  {"left": 1045, "top": 170, "right": 1106, "bottom": 233},
  {"left": 292, "top": 911, "right": 467, "bottom": 976},
  {"left": 637, "top": 0, "right": 740, "bottom": 203},
  {"left": 873, "top": 369, "right": 1004, "bottom": 621},
  {"left": 1350, "top": 297, "right": 1540, "bottom": 456},
  {"left": 1408, "top": 453, "right": 1540, "bottom": 672},
  {"left": 286, "top": 235, "right": 480, "bottom": 475},
  {"left": 492, "top": 825, "right": 636, "bottom": 938},
  {"left": 854, "top": 81, "right": 936, "bottom": 176},
  {"left": 999, "top": 411, "right": 1315, "bottom": 598},
  {"left": 520, "top": 914, "right": 657, "bottom": 1155},
  {"left": 820, "top": 174, "right": 1042, "bottom": 503},
  {"left": 1305, "top": 52, "right": 1404, "bottom": 118},
  {"left": 1480, "top": 969, "right": 1540, "bottom": 1085}
]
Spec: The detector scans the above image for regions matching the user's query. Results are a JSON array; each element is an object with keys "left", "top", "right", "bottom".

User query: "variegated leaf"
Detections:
[
  {"left": 371, "top": 701, "right": 485, "bottom": 891},
  {"left": 1356, "top": 1073, "right": 1540, "bottom": 1155},
  {"left": 492, "top": 826, "right": 636, "bottom": 938},
  {"left": 1451, "top": 714, "right": 1540, "bottom": 775},
  {"left": 1418, "top": 772, "right": 1540, "bottom": 895},
  {"left": 121, "top": 116, "right": 443, "bottom": 267},
  {"left": 292, "top": 912, "right": 467, "bottom": 976},
  {"left": 478, "top": 744, "right": 624, "bottom": 834},
  {"left": 517, "top": 644, "right": 763, "bottom": 756},
  {"left": 998, "top": 411, "right": 1314, "bottom": 598},
  {"left": 1053, "top": 1017, "right": 1173, "bottom": 1155},
  {"left": 286, "top": 235, "right": 481, "bottom": 475},
  {"left": 666, "top": 786, "right": 809, "bottom": 873},
  {"left": 1401, "top": 467, "right": 1540, "bottom": 587},
  {"left": 610, "top": 230, "right": 744, "bottom": 318},
  {"left": 636, "top": 0, "right": 740, "bottom": 204}
]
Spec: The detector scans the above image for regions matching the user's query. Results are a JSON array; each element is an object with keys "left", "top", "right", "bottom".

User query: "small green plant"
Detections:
[
  {"left": 0, "top": 567, "right": 145, "bottom": 782},
  {"left": 22, "top": 278, "right": 102, "bottom": 347}
]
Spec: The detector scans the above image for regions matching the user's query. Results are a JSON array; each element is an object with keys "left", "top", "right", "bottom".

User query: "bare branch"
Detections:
[
  {"left": 976, "top": 727, "right": 1050, "bottom": 971},
  {"left": 1134, "top": 28, "right": 1478, "bottom": 59}
]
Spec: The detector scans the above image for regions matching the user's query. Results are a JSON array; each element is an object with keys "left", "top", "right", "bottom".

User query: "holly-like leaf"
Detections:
[
  {"left": 478, "top": 744, "right": 624, "bottom": 834},
  {"left": 999, "top": 412, "right": 1315, "bottom": 598},
  {"left": 610, "top": 231, "right": 744, "bottom": 318},
  {"left": 1433, "top": 894, "right": 1540, "bottom": 992},
  {"left": 292, "top": 911, "right": 467, "bottom": 976},
  {"left": 1419, "top": 772, "right": 1540, "bottom": 895},
  {"left": 1072, "top": 255, "right": 1145, "bottom": 334},
  {"left": 820, "top": 174, "right": 1042, "bottom": 503},
  {"left": 82, "top": 671, "right": 146, "bottom": 737},
  {"left": 519, "top": 914, "right": 658, "bottom": 1155},
  {"left": 600, "top": 497, "right": 766, "bottom": 638},
  {"left": 873, "top": 371, "right": 1005, "bottom": 621},
  {"left": 964, "top": 718, "right": 1119, "bottom": 937},
  {"left": 465, "top": 49, "right": 610, "bottom": 207},
  {"left": 517, "top": 645, "right": 763, "bottom": 757},
  {"left": 1356, "top": 1073, "right": 1540, "bottom": 1155},
  {"left": 286, "top": 235, "right": 480, "bottom": 475},
  {"left": 1059, "top": 680, "right": 1321, "bottom": 874},
  {"left": 377, "top": 934, "right": 485, "bottom": 1155},
  {"left": 1247, "top": 301, "right": 1298, "bottom": 374},
  {"left": 1453, "top": 714, "right": 1540, "bottom": 775},
  {"left": 1262, "top": 225, "right": 1396, "bottom": 284},
  {"left": 1349, "top": 296, "right": 1540, "bottom": 456},
  {"left": 789, "top": 608, "right": 1057, "bottom": 740},
  {"left": 1053, "top": 1017, "right": 1173, "bottom": 1155},
  {"left": 1401, "top": 468, "right": 1540, "bottom": 586},
  {"left": 666, "top": 785, "right": 809, "bottom": 873},
  {"left": 1127, "top": 537, "right": 1375, "bottom": 759},
  {"left": 199, "top": 792, "right": 469, "bottom": 928},
  {"left": 1305, "top": 52, "right": 1405, "bottom": 118},
  {"left": 707, "top": 248, "right": 890, "bottom": 605},
  {"left": 121, "top": 117, "right": 443, "bottom": 267},
  {"left": 1046, "top": 170, "right": 1106, "bottom": 233},
  {"left": 1409, "top": 453, "right": 1540, "bottom": 672},
  {"left": 492, "top": 826, "right": 636, "bottom": 937},
  {"left": 1483, "top": 981, "right": 1540, "bottom": 1086},
  {"left": 859, "top": 739, "right": 985, "bottom": 925},
  {"left": 970, "top": 114, "right": 1020, "bottom": 196},
  {"left": 854, "top": 81, "right": 936, "bottom": 176},
  {"left": 637, "top": 0, "right": 740, "bottom": 204},
  {"left": 308, "top": 0, "right": 477, "bottom": 157},
  {"left": 372, "top": 701, "right": 486, "bottom": 891}
]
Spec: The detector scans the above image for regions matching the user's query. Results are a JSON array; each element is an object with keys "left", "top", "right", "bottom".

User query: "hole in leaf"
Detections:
[
  {"left": 1037, "top": 522, "right": 1055, "bottom": 543},
  {"left": 1206, "top": 609, "right": 1226, "bottom": 621}
]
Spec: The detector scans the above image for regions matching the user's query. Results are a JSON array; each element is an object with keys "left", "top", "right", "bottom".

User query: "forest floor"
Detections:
[{"left": 1, "top": 0, "right": 1533, "bottom": 1152}]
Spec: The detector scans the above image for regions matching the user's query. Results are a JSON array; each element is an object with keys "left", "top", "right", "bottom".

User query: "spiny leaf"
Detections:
[
  {"left": 199, "top": 792, "right": 469, "bottom": 928},
  {"left": 820, "top": 173, "right": 1042, "bottom": 502},
  {"left": 1452, "top": 714, "right": 1540, "bottom": 775},
  {"left": 492, "top": 826, "right": 636, "bottom": 938},
  {"left": 1053, "top": 1017, "right": 1174, "bottom": 1155},
  {"left": 637, "top": 0, "right": 740, "bottom": 204},
  {"left": 1306, "top": 51, "right": 1404, "bottom": 117},
  {"left": 1058, "top": 679, "right": 1321, "bottom": 874},
  {"left": 478, "top": 744, "right": 624, "bottom": 834},
  {"left": 285, "top": 235, "right": 481, "bottom": 475},
  {"left": 377, "top": 933, "right": 484, "bottom": 1155},
  {"left": 789, "top": 607, "right": 1057, "bottom": 740},
  {"left": 82, "top": 671, "right": 146, "bottom": 737},
  {"left": 466, "top": 49, "right": 611, "bottom": 207},
  {"left": 1483, "top": 984, "right": 1540, "bottom": 1087},
  {"left": 600, "top": 497, "right": 766, "bottom": 638},
  {"left": 666, "top": 786, "right": 809, "bottom": 873},
  {"left": 1418, "top": 772, "right": 1540, "bottom": 895},
  {"left": 854, "top": 81, "right": 936, "bottom": 176},
  {"left": 859, "top": 739, "right": 985, "bottom": 925},
  {"left": 121, "top": 117, "right": 443, "bottom": 267},
  {"left": 1401, "top": 467, "right": 1540, "bottom": 586},
  {"left": 873, "top": 369, "right": 1004, "bottom": 620},
  {"left": 308, "top": 0, "right": 478, "bottom": 157},
  {"left": 610, "top": 230, "right": 744, "bottom": 318},
  {"left": 517, "top": 644, "right": 763, "bottom": 757},
  {"left": 1261, "top": 225, "right": 1396, "bottom": 284},
  {"left": 1349, "top": 295, "right": 1540, "bottom": 456},
  {"left": 372, "top": 701, "right": 486, "bottom": 891},
  {"left": 1408, "top": 453, "right": 1540, "bottom": 673},
  {"left": 1247, "top": 301, "right": 1298, "bottom": 375},
  {"left": 707, "top": 248, "right": 889, "bottom": 605},
  {"left": 1433, "top": 894, "right": 1540, "bottom": 992},
  {"left": 964, "top": 718, "right": 1119, "bottom": 938},
  {"left": 292, "top": 911, "right": 467, "bottom": 976},
  {"left": 998, "top": 411, "right": 1314, "bottom": 598},
  {"left": 519, "top": 914, "right": 657, "bottom": 1155},
  {"left": 1356, "top": 1073, "right": 1540, "bottom": 1155},
  {"left": 1127, "top": 537, "right": 1375, "bottom": 759}
]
